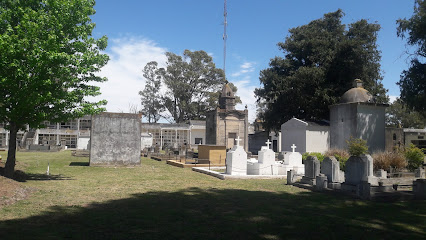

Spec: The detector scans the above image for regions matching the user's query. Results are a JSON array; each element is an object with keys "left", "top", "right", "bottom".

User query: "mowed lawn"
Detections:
[{"left": 0, "top": 151, "right": 425, "bottom": 240}]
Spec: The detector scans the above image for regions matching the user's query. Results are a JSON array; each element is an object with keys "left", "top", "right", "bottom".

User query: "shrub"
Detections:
[
  {"left": 302, "top": 152, "right": 325, "bottom": 162},
  {"left": 347, "top": 137, "right": 368, "bottom": 156},
  {"left": 372, "top": 151, "right": 406, "bottom": 171},
  {"left": 324, "top": 148, "right": 350, "bottom": 171},
  {"left": 405, "top": 144, "right": 425, "bottom": 171}
]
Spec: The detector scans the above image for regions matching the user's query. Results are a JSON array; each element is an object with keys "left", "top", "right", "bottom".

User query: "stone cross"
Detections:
[
  {"left": 235, "top": 136, "right": 242, "bottom": 147},
  {"left": 291, "top": 144, "right": 297, "bottom": 152},
  {"left": 265, "top": 139, "right": 272, "bottom": 149}
]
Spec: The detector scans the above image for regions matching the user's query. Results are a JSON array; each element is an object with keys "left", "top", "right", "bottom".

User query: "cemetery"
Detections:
[{"left": 1, "top": 1, "right": 426, "bottom": 239}]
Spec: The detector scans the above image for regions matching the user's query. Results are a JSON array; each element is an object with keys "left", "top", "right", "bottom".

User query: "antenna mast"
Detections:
[{"left": 223, "top": 0, "right": 227, "bottom": 80}]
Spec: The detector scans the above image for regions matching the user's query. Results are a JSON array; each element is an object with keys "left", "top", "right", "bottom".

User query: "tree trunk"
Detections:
[{"left": 4, "top": 122, "right": 17, "bottom": 179}]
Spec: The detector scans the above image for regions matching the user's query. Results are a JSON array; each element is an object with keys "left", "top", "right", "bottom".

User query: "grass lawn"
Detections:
[{"left": 0, "top": 150, "right": 425, "bottom": 240}]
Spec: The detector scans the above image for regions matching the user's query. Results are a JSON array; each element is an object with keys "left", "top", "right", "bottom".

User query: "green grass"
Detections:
[{"left": 0, "top": 150, "right": 425, "bottom": 240}]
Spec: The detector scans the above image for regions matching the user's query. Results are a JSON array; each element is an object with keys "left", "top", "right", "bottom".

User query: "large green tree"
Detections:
[
  {"left": 0, "top": 0, "right": 109, "bottom": 178},
  {"left": 139, "top": 61, "right": 164, "bottom": 123},
  {"left": 255, "top": 10, "right": 388, "bottom": 131},
  {"left": 144, "top": 50, "right": 240, "bottom": 123},
  {"left": 397, "top": 0, "right": 426, "bottom": 117},
  {"left": 386, "top": 99, "right": 425, "bottom": 128}
]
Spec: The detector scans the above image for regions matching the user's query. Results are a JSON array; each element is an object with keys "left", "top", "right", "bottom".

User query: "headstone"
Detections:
[
  {"left": 413, "top": 179, "right": 426, "bottom": 199},
  {"left": 375, "top": 169, "right": 387, "bottom": 179},
  {"left": 415, "top": 167, "right": 425, "bottom": 178},
  {"left": 257, "top": 140, "right": 277, "bottom": 175},
  {"left": 315, "top": 174, "right": 328, "bottom": 191},
  {"left": 344, "top": 154, "right": 378, "bottom": 186},
  {"left": 287, "top": 170, "right": 295, "bottom": 185},
  {"left": 226, "top": 136, "right": 247, "bottom": 175},
  {"left": 301, "top": 156, "right": 320, "bottom": 185},
  {"left": 321, "top": 156, "right": 344, "bottom": 183}
]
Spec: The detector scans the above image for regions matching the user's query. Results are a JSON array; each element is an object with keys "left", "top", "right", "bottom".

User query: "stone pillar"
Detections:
[
  {"left": 287, "top": 170, "right": 295, "bottom": 185},
  {"left": 315, "top": 174, "right": 328, "bottom": 191}
]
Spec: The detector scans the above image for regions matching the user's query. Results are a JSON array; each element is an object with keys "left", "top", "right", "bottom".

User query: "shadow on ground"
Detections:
[
  {"left": 0, "top": 168, "right": 74, "bottom": 182},
  {"left": 1, "top": 187, "right": 425, "bottom": 240},
  {"left": 69, "top": 162, "right": 90, "bottom": 167}
]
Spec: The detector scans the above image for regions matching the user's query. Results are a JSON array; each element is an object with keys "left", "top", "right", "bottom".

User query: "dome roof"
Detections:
[{"left": 340, "top": 87, "right": 372, "bottom": 103}]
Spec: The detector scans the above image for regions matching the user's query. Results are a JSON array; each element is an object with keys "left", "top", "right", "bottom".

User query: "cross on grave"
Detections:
[
  {"left": 265, "top": 139, "right": 272, "bottom": 149},
  {"left": 235, "top": 136, "right": 242, "bottom": 147},
  {"left": 291, "top": 144, "right": 297, "bottom": 152}
]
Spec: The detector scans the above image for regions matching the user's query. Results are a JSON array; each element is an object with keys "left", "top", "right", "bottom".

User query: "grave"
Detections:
[
  {"left": 415, "top": 167, "right": 425, "bottom": 178},
  {"left": 247, "top": 140, "right": 278, "bottom": 175},
  {"left": 90, "top": 112, "right": 141, "bottom": 166},
  {"left": 226, "top": 137, "right": 247, "bottom": 175},
  {"left": 341, "top": 154, "right": 378, "bottom": 193},
  {"left": 277, "top": 144, "right": 305, "bottom": 175},
  {"left": 301, "top": 155, "right": 320, "bottom": 185},
  {"left": 321, "top": 156, "right": 344, "bottom": 189}
]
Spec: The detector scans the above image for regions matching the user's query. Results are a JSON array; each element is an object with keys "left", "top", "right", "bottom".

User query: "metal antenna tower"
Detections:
[{"left": 223, "top": 0, "right": 227, "bottom": 80}]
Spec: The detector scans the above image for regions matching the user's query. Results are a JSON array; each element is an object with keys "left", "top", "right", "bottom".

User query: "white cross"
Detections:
[
  {"left": 235, "top": 136, "right": 242, "bottom": 147},
  {"left": 265, "top": 139, "right": 272, "bottom": 149},
  {"left": 291, "top": 144, "right": 297, "bottom": 152}
]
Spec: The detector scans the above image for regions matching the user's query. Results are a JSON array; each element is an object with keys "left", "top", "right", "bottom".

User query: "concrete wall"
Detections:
[
  {"left": 77, "top": 136, "right": 90, "bottom": 150},
  {"left": 330, "top": 103, "right": 386, "bottom": 153},
  {"left": 329, "top": 104, "right": 358, "bottom": 150},
  {"left": 190, "top": 128, "right": 205, "bottom": 145},
  {"left": 90, "top": 113, "right": 141, "bottom": 166},
  {"left": 357, "top": 104, "right": 386, "bottom": 153},
  {"left": 404, "top": 129, "right": 426, "bottom": 149},
  {"left": 306, "top": 125, "right": 329, "bottom": 153},
  {"left": 281, "top": 118, "right": 307, "bottom": 153}
]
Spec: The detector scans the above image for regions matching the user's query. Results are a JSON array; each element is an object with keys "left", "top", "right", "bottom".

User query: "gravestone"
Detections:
[
  {"left": 226, "top": 137, "right": 247, "bottom": 175},
  {"left": 315, "top": 174, "right": 328, "bottom": 191},
  {"left": 375, "top": 169, "right": 387, "bottom": 179},
  {"left": 301, "top": 156, "right": 320, "bottom": 185},
  {"left": 413, "top": 179, "right": 426, "bottom": 199},
  {"left": 277, "top": 144, "right": 305, "bottom": 175},
  {"left": 343, "top": 154, "right": 378, "bottom": 186},
  {"left": 415, "top": 167, "right": 425, "bottom": 178},
  {"left": 258, "top": 140, "right": 277, "bottom": 175},
  {"left": 321, "top": 156, "right": 344, "bottom": 184}
]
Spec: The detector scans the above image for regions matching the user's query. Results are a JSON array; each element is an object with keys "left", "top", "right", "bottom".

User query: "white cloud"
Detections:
[
  {"left": 88, "top": 37, "right": 167, "bottom": 113},
  {"left": 230, "top": 61, "right": 255, "bottom": 77},
  {"left": 231, "top": 76, "right": 258, "bottom": 123},
  {"left": 389, "top": 95, "right": 399, "bottom": 103}
]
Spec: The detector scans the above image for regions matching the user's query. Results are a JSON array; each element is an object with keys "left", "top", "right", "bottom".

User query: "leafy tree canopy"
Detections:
[
  {"left": 397, "top": 0, "right": 426, "bottom": 117},
  {"left": 141, "top": 50, "right": 240, "bottom": 123},
  {"left": 0, "top": 0, "right": 109, "bottom": 178},
  {"left": 255, "top": 10, "right": 388, "bottom": 131},
  {"left": 139, "top": 61, "right": 163, "bottom": 123},
  {"left": 386, "top": 99, "right": 425, "bottom": 129}
]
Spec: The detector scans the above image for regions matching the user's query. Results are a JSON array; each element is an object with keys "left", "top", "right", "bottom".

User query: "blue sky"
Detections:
[{"left": 90, "top": 0, "right": 417, "bottom": 122}]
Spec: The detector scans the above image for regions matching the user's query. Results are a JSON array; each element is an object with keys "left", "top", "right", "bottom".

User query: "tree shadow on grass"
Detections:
[
  {"left": 0, "top": 168, "right": 74, "bottom": 182},
  {"left": 1, "top": 187, "right": 425, "bottom": 240},
  {"left": 69, "top": 162, "right": 90, "bottom": 166}
]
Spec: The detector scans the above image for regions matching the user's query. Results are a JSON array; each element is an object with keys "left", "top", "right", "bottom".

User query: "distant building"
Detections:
[
  {"left": 329, "top": 79, "right": 387, "bottom": 153},
  {"left": 205, "top": 83, "right": 249, "bottom": 151},
  {"left": 281, "top": 118, "right": 330, "bottom": 154},
  {"left": 141, "top": 120, "right": 206, "bottom": 150}
]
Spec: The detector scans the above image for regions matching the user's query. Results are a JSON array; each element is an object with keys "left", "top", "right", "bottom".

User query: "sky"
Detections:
[{"left": 89, "top": 0, "right": 417, "bottom": 123}]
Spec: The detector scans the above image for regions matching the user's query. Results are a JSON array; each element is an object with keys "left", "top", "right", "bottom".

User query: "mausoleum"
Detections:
[{"left": 205, "top": 82, "right": 249, "bottom": 151}]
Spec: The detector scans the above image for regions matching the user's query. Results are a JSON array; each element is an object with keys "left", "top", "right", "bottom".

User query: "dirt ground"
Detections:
[{"left": 0, "top": 160, "right": 36, "bottom": 208}]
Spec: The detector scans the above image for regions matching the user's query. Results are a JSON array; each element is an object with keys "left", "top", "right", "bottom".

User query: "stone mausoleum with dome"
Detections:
[{"left": 329, "top": 79, "right": 388, "bottom": 152}]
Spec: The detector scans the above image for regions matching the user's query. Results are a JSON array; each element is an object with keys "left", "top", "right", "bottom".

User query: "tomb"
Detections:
[
  {"left": 198, "top": 145, "right": 227, "bottom": 165},
  {"left": 301, "top": 156, "right": 320, "bottom": 185},
  {"left": 226, "top": 137, "right": 247, "bottom": 175},
  {"left": 205, "top": 82, "right": 249, "bottom": 151},
  {"left": 321, "top": 156, "right": 344, "bottom": 188},
  {"left": 90, "top": 112, "right": 141, "bottom": 166}
]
